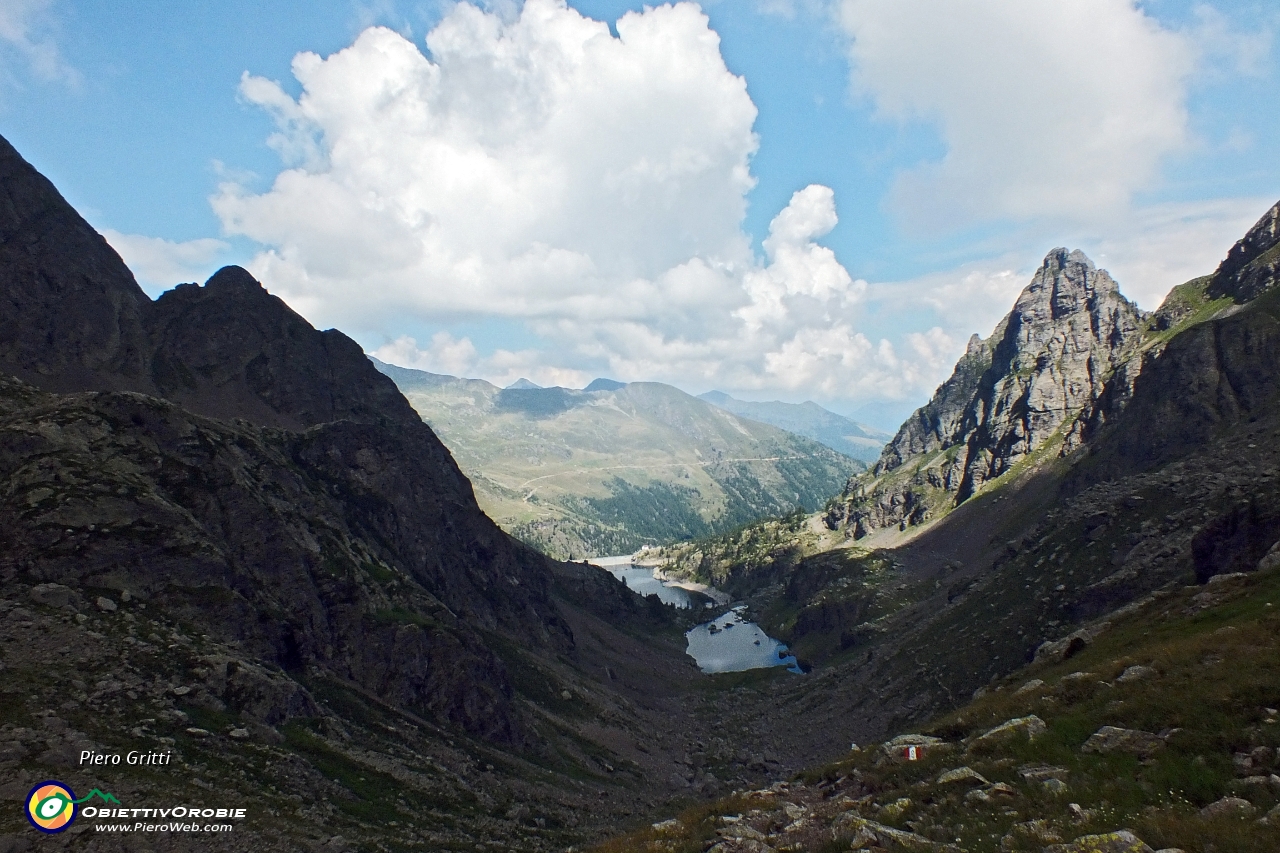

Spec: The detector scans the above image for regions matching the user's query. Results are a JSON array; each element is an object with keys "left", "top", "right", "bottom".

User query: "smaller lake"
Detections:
[
  {"left": 685, "top": 606, "right": 801, "bottom": 674},
  {"left": 590, "top": 555, "right": 697, "bottom": 609}
]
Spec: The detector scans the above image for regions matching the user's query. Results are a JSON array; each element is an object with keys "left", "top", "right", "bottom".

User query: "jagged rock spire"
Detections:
[{"left": 837, "top": 248, "right": 1145, "bottom": 536}]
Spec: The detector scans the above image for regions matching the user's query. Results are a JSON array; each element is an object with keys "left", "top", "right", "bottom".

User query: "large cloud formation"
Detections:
[
  {"left": 215, "top": 0, "right": 930, "bottom": 398},
  {"left": 838, "top": 0, "right": 1195, "bottom": 229}
]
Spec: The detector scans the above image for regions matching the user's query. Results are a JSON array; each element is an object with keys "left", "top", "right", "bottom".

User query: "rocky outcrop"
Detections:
[
  {"left": 144, "top": 266, "right": 424, "bottom": 431},
  {"left": 0, "top": 376, "right": 561, "bottom": 743},
  {"left": 968, "top": 715, "right": 1047, "bottom": 750},
  {"left": 1071, "top": 200, "right": 1280, "bottom": 453},
  {"left": 832, "top": 249, "right": 1145, "bottom": 536},
  {"left": 1078, "top": 273, "right": 1280, "bottom": 482}
]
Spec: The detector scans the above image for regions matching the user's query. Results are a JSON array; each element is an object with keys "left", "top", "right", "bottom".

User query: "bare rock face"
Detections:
[
  {"left": 1080, "top": 726, "right": 1165, "bottom": 758},
  {"left": 1044, "top": 830, "right": 1156, "bottom": 853},
  {"left": 144, "top": 266, "right": 423, "bottom": 431},
  {"left": 1208, "top": 199, "right": 1280, "bottom": 304},
  {"left": 833, "top": 249, "right": 1145, "bottom": 536},
  {"left": 0, "top": 375, "right": 558, "bottom": 744},
  {"left": 0, "top": 135, "right": 152, "bottom": 393},
  {"left": 1078, "top": 268, "right": 1280, "bottom": 486}
]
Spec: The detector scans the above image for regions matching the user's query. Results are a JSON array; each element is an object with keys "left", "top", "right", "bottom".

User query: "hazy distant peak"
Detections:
[
  {"left": 367, "top": 356, "right": 464, "bottom": 386},
  {"left": 506, "top": 377, "right": 542, "bottom": 390},
  {"left": 584, "top": 377, "right": 626, "bottom": 392},
  {"left": 698, "top": 389, "right": 731, "bottom": 406},
  {"left": 696, "top": 390, "right": 888, "bottom": 463}
]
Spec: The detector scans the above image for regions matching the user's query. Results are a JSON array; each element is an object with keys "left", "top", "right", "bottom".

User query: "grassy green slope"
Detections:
[
  {"left": 593, "top": 566, "right": 1280, "bottom": 853},
  {"left": 371, "top": 363, "right": 861, "bottom": 559}
]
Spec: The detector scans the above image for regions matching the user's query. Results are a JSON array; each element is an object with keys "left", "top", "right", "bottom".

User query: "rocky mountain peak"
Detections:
[
  {"left": 146, "top": 265, "right": 421, "bottom": 430},
  {"left": 204, "top": 263, "right": 268, "bottom": 294},
  {"left": 998, "top": 247, "right": 1131, "bottom": 371},
  {"left": 1, "top": 128, "right": 428, "bottom": 434},
  {"left": 838, "top": 249, "right": 1145, "bottom": 536}
]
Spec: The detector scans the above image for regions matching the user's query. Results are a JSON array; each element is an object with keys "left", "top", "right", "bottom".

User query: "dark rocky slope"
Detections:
[
  {"left": 0, "top": 132, "right": 578, "bottom": 733},
  {"left": 0, "top": 135, "right": 152, "bottom": 393},
  {"left": 0, "top": 376, "right": 572, "bottom": 744},
  {"left": 1209, "top": 198, "right": 1280, "bottom": 304},
  {"left": 0, "top": 133, "right": 432, "bottom": 433},
  {"left": 146, "top": 266, "right": 424, "bottom": 431},
  {"left": 0, "top": 132, "right": 725, "bottom": 850}
]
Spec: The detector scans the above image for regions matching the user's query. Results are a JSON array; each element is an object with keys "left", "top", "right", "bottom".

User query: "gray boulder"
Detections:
[
  {"left": 1199, "top": 796, "right": 1255, "bottom": 818},
  {"left": 936, "top": 766, "right": 989, "bottom": 786},
  {"left": 969, "top": 715, "right": 1047, "bottom": 750},
  {"left": 876, "top": 733, "right": 946, "bottom": 763},
  {"left": 1081, "top": 726, "right": 1164, "bottom": 758},
  {"left": 1044, "top": 830, "right": 1155, "bottom": 853},
  {"left": 28, "top": 583, "right": 82, "bottom": 610},
  {"left": 1116, "top": 665, "right": 1157, "bottom": 683},
  {"left": 1259, "top": 541, "right": 1280, "bottom": 572}
]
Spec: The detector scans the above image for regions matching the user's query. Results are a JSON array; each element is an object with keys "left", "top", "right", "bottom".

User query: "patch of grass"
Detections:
[
  {"left": 361, "top": 559, "right": 398, "bottom": 584},
  {"left": 177, "top": 701, "right": 238, "bottom": 736},
  {"left": 282, "top": 721, "right": 470, "bottom": 824},
  {"left": 590, "top": 794, "right": 756, "bottom": 853}
]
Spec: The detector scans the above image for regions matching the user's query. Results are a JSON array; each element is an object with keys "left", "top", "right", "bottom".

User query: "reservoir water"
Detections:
[
  {"left": 588, "top": 556, "right": 801, "bottom": 674},
  {"left": 590, "top": 555, "right": 696, "bottom": 608},
  {"left": 685, "top": 606, "right": 802, "bottom": 674}
]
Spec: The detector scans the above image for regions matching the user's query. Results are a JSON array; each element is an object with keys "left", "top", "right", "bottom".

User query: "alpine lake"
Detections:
[{"left": 589, "top": 556, "right": 801, "bottom": 675}]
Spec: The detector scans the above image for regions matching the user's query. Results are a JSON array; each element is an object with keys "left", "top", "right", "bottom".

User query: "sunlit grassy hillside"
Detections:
[{"left": 372, "top": 361, "right": 862, "bottom": 559}]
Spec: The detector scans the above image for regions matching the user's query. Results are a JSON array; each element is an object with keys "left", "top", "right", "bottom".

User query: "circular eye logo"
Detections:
[{"left": 26, "top": 781, "right": 77, "bottom": 833}]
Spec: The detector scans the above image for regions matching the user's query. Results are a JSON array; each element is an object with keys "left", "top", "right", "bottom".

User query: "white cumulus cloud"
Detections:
[
  {"left": 1083, "top": 196, "right": 1276, "bottom": 310},
  {"left": 0, "top": 0, "right": 79, "bottom": 86},
  {"left": 101, "top": 230, "right": 230, "bottom": 295},
  {"left": 216, "top": 1, "right": 948, "bottom": 404},
  {"left": 838, "top": 0, "right": 1195, "bottom": 230},
  {"left": 215, "top": 0, "right": 760, "bottom": 328}
]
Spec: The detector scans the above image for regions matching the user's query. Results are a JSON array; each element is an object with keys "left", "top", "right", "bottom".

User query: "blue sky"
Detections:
[{"left": 3, "top": 0, "right": 1278, "bottom": 430}]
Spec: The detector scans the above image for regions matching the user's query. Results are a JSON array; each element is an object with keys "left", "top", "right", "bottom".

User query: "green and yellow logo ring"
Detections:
[{"left": 26, "top": 781, "right": 77, "bottom": 833}]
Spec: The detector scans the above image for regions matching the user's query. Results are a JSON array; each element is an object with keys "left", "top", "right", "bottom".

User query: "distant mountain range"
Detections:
[
  {"left": 697, "top": 390, "right": 889, "bottom": 464},
  {"left": 371, "top": 361, "right": 862, "bottom": 559}
]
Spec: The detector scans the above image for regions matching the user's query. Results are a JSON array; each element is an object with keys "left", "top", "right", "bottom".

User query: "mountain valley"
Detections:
[
  {"left": 0, "top": 133, "right": 766, "bottom": 851},
  {"left": 639, "top": 201, "right": 1280, "bottom": 851},
  {"left": 3, "top": 122, "right": 1280, "bottom": 853}
]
